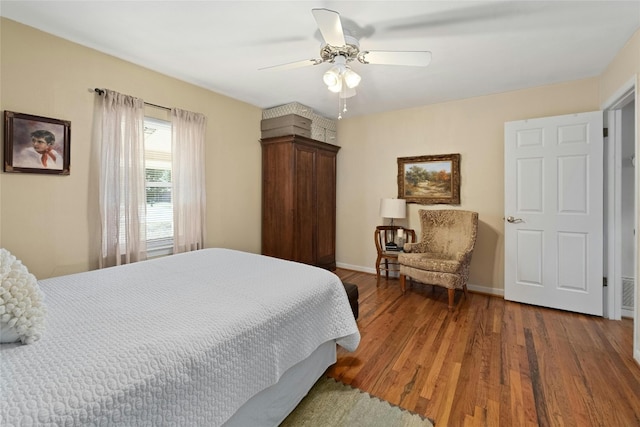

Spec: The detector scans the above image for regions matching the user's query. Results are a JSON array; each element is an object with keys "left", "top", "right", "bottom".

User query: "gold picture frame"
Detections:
[{"left": 397, "top": 153, "right": 460, "bottom": 204}]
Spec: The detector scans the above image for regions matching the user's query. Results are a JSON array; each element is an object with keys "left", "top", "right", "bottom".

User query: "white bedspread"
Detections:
[{"left": 0, "top": 249, "right": 360, "bottom": 426}]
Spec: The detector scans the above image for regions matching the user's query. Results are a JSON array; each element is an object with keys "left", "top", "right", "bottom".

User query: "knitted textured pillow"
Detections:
[{"left": 0, "top": 248, "right": 46, "bottom": 344}]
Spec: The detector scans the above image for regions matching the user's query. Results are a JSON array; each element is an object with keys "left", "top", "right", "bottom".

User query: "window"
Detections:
[{"left": 144, "top": 117, "right": 173, "bottom": 255}]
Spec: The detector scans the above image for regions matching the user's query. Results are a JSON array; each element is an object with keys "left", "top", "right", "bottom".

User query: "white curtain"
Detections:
[
  {"left": 171, "top": 108, "right": 207, "bottom": 253},
  {"left": 96, "top": 89, "right": 147, "bottom": 267}
]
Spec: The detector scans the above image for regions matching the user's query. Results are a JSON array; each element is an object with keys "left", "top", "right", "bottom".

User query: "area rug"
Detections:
[{"left": 280, "top": 377, "right": 435, "bottom": 426}]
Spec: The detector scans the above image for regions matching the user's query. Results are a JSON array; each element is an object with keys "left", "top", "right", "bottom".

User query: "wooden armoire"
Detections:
[{"left": 260, "top": 134, "right": 340, "bottom": 270}]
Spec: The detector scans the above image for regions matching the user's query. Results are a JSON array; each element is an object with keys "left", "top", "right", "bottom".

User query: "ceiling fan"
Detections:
[{"left": 260, "top": 8, "right": 432, "bottom": 101}]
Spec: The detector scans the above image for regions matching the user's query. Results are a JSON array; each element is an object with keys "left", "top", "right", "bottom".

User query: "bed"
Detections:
[{"left": 0, "top": 248, "right": 360, "bottom": 426}]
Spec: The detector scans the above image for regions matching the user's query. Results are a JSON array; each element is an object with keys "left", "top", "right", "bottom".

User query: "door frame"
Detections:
[
  {"left": 603, "top": 77, "right": 637, "bottom": 320},
  {"left": 601, "top": 76, "right": 638, "bottom": 365}
]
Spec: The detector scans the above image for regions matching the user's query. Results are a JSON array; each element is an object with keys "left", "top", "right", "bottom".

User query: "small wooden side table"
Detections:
[{"left": 374, "top": 226, "right": 416, "bottom": 280}]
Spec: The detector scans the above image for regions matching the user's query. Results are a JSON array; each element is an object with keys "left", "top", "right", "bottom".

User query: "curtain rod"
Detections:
[{"left": 93, "top": 88, "right": 171, "bottom": 111}]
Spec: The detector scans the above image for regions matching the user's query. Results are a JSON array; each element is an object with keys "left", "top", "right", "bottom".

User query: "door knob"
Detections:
[{"left": 506, "top": 216, "right": 523, "bottom": 223}]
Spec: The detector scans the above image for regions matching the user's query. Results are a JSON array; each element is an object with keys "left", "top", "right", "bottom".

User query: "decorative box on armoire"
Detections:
[{"left": 260, "top": 134, "right": 340, "bottom": 270}]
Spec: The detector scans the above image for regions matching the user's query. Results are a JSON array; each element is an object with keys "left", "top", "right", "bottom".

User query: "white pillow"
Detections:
[{"left": 0, "top": 248, "right": 46, "bottom": 344}]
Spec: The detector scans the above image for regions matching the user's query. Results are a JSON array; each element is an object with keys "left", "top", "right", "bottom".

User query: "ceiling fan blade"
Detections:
[
  {"left": 312, "top": 8, "right": 346, "bottom": 46},
  {"left": 259, "top": 58, "right": 322, "bottom": 71},
  {"left": 358, "top": 51, "right": 432, "bottom": 67}
]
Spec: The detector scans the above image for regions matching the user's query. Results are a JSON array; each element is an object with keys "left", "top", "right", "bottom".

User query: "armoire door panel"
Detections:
[
  {"left": 316, "top": 150, "right": 337, "bottom": 269},
  {"left": 261, "top": 142, "right": 294, "bottom": 259},
  {"left": 294, "top": 145, "right": 316, "bottom": 265}
]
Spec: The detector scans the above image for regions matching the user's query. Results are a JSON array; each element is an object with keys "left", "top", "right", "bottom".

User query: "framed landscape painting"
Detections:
[{"left": 397, "top": 153, "right": 460, "bottom": 204}]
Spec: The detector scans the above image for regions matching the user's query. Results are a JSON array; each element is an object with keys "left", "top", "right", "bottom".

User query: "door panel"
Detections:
[
  {"left": 294, "top": 145, "right": 316, "bottom": 265},
  {"left": 558, "top": 155, "right": 588, "bottom": 213},
  {"left": 315, "top": 150, "right": 337, "bottom": 269},
  {"left": 557, "top": 231, "right": 587, "bottom": 291},
  {"left": 505, "top": 111, "right": 603, "bottom": 316},
  {"left": 517, "top": 230, "right": 543, "bottom": 285},
  {"left": 517, "top": 157, "right": 544, "bottom": 212},
  {"left": 261, "top": 142, "right": 295, "bottom": 259}
]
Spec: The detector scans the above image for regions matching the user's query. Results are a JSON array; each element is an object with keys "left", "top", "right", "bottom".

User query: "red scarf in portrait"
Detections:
[{"left": 41, "top": 147, "right": 57, "bottom": 168}]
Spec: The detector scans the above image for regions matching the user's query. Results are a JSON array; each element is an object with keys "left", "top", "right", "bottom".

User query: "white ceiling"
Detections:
[{"left": 2, "top": 1, "right": 640, "bottom": 119}]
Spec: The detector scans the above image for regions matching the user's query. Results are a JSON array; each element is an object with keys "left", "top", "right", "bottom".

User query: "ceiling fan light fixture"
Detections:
[
  {"left": 328, "top": 79, "right": 343, "bottom": 93},
  {"left": 323, "top": 66, "right": 341, "bottom": 87},
  {"left": 263, "top": 8, "right": 434, "bottom": 117},
  {"left": 340, "top": 86, "right": 357, "bottom": 99},
  {"left": 343, "top": 68, "right": 361, "bottom": 88}
]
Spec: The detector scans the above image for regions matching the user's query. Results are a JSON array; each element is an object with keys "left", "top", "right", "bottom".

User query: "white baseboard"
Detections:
[
  {"left": 335, "top": 262, "right": 504, "bottom": 297},
  {"left": 635, "top": 349, "right": 640, "bottom": 366},
  {"left": 335, "top": 262, "right": 376, "bottom": 275},
  {"left": 467, "top": 283, "right": 504, "bottom": 297},
  {"left": 622, "top": 308, "right": 635, "bottom": 319}
]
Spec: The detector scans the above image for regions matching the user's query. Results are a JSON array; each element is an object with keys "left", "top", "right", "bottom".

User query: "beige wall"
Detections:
[
  {"left": 599, "top": 29, "right": 640, "bottom": 105},
  {"left": 336, "top": 79, "right": 601, "bottom": 293},
  {"left": 0, "top": 18, "right": 263, "bottom": 279}
]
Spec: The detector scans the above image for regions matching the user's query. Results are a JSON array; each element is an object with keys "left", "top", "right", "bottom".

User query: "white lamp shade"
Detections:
[
  {"left": 340, "top": 86, "right": 357, "bottom": 99},
  {"left": 343, "top": 68, "right": 361, "bottom": 88},
  {"left": 379, "top": 198, "right": 406, "bottom": 219},
  {"left": 323, "top": 67, "right": 341, "bottom": 87},
  {"left": 327, "top": 79, "right": 342, "bottom": 93}
]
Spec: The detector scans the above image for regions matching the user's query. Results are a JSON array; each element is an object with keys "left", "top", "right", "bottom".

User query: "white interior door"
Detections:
[{"left": 504, "top": 111, "right": 603, "bottom": 316}]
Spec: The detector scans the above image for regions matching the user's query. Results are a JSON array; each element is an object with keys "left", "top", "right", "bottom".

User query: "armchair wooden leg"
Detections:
[
  {"left": 400, "top": 274, "right": 406, "bottom": 294},
  {"left": 463, "top": 284, "right": 468, "bottom": 299},
  {"left": 448, "top": 288, "right": 455, "bottom": 311}
]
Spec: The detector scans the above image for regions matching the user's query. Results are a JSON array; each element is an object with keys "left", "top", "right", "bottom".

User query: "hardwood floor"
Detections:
[{"left": 327, "top": 269, "right": 640, "bottom": 427}]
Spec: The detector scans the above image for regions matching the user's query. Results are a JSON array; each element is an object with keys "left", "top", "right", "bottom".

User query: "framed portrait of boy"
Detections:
[{"left": 3, "top": 111, "right": 71, "bottom": 175}]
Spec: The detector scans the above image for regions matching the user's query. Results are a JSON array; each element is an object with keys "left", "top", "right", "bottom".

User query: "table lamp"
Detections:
[
  {"left": 379, "top": 198, "right": 406, "bottom": 249},
  {"left": 379, "top": 198, "right": 406, "bottom": 226}
]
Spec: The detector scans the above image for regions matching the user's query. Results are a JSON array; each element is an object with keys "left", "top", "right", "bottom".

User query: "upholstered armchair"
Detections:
[{"left": 398, "top": 209, "right": 478, "bottom": 311}]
